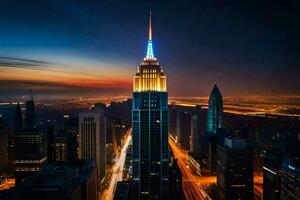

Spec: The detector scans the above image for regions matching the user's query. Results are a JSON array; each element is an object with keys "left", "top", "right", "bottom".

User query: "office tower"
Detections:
[
  {"left": 169, "top": 159, "right": 183, "bottom": 200},
  {"left": 263, "top": 149, "right": 282, "bottom": 200},
  {"left": 25, "top": 90, "right": 36, "bottom": 128},
  {"left": 280, "top": 156, "right": 300, "bottom": 200},
  {"left": 65, "top": 116, "right": 79, "bottom": 161},
  {"left": 14, "top": 128, "right": 47, "bottom": 184},
  {"left": 216, "top": 137, "right": 253, "bottom": 200},
  {"left": 191, "top": 105, "right": 206, "bottom": 161},
  {"left": 206, "top": 84, "right": 223, "bottom": 135},
  {"left": 176, "top": 111, "right": 191, "bottom": 150},
  {"left": 207, "top": 84, "right": 223, "bottom": 174},
  {"left": 132, "top": 12, "right": 169, "bottom": 199},
  {"left": 14, "top": 103, "right": 23, "bottom": 129},
  {"left": 79, "top": 109, "right": 106, "bottom": 183}
]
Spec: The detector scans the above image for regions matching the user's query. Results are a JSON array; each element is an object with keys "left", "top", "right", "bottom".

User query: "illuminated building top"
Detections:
[{"left": 133, "top": 12, "right": 167, "bottom": 92}]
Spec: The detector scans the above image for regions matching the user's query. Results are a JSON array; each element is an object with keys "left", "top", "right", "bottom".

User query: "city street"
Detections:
[
  {"left": 169, "top": 138, "right": 216, "bottom": 200},
  {"left": 101, "top": 130, "right": 132, "bottom": 200}
]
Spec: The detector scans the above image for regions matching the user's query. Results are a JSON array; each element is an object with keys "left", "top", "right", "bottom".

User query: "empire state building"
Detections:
[{"left": 132, "top": 12, "right": 169, "bottom": 200}]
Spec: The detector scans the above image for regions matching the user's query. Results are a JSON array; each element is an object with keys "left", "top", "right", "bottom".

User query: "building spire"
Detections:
[
  {"left": 145, "top": 11, "right": 155, "bottom": 60},
  {"left": 149, "top": 10, "right": 152, "bottom": 41}
]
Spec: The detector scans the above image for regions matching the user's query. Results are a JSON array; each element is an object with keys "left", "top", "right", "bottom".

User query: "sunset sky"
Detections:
[{"left": 0, "top": 0, "right": 299, "bottom": 98}]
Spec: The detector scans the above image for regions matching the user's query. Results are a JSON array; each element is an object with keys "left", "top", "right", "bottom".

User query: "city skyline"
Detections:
[
  {"left": 0, "top": 1, "right": 299, "bottom": 98},
  {"left": 0, "top": 3, "right": 299, "bottom": 200}
]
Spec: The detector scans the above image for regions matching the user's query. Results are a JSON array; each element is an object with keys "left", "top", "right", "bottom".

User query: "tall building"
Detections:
[
  {"left": 206, "top": 84, "right": 223, "bottom": 173},
  {"left": 46, "top": 123, "right": 55, "bottom": 163},
  {"left": 25, "top": 90, "right": 36, "bottom": 128},
  {"left": 216, "top": 137, "right": 253, "bottom": 200},
  {"left": 132, "top": 12, "right": 169, "bottom": 199},
  {"left": 65, "top": 116, "right": 79, "bottom": 161},
  {"left": 14, "top": 128, "right": 47, "bottom": 184},
  {"left": 176, "top": 111, "right": 191, "bottom": 150},
  {"left": 190, "top": 105, "right": 206, "bottom": 161},
  {"left": 14, "top": 103, "right": 23, "bottom": 130},
  {"left": 79, "top": 109, "right": 106, "bottom": 184},
  {"left": 206, "top": 84, "right": 223, "bottom": 135},
  {"left": 280, "top": 156, "right": 300, "bottom": 200}
]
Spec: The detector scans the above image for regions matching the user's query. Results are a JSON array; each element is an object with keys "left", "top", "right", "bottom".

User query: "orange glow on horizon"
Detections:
[{"left": 0, "top": 64, "right": 132, "bottom": 90}]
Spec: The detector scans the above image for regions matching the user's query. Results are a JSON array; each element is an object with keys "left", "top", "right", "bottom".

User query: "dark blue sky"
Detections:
[{"left": 0, "top": 0, "right": 299, "bottom": 97}]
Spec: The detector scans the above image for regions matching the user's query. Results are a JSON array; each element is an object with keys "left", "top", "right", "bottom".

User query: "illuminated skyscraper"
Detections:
[
  {"left": 206, "top": 84, "right": 223, "bottom": 135},
  {"left": 132, "top": 12, "right": 169, "bottom": 199},
  {"left": 206, "top": 84, "right": 223, "bottom": 174}
]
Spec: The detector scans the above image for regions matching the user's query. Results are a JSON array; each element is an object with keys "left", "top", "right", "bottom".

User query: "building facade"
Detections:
[
  {"left": 206, "top": 84, "right": 223, "bottom": 135},
  {"left": 14, "top": 128, "right": 47, "bottom": 184},
  {"left": 190, "top": 105, "right": 206, "bottom": 161},
  {"left": 176, "top": 111, "right": 191, "bottom": 150},
  {"left": 79, "top": 110, "right": 106, "bottom": 183},
  {"left": 132, "top": 12, "right": 169, "bottom": 200},
  {"left": 25, "top": 91, "right": 36, "bottom": 128},
  {"left": 216, "top": 137, "right": 253, "bottom": 200}
]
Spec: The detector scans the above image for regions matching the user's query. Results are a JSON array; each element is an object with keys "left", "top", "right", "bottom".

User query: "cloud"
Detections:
[{"left": 0, "top": 56, "right": 53, "bottom": 70}]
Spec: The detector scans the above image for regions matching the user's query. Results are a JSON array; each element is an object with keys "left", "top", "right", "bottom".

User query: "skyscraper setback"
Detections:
[{"left": 132, "top": 12, "right": 169, "bottom": 199}]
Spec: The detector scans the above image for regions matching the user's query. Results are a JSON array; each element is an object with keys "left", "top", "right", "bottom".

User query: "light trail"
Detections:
[
  {"left": 0, "top": 178, "right": 15, "bottom": 191},
  {"left": 169, "top": 138, "right": 216, "bottom": 200},
  {"left": 101, "top": 129, "right": 132, "bottom": 200}
]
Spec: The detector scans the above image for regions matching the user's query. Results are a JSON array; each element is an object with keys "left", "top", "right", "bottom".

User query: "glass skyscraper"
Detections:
[
  {"left": 132, "top": 12, "right": 169, "bottom": 200},
  {"left": 206, "top": 84, "right": 223, "bottom": 135}
]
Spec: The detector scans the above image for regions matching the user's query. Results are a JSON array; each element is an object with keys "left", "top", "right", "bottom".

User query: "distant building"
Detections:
[
  {"left": 112, "top": 118, "right": 126, "bottom": 155},
  {"left": 280, "top": 156, "right": 300, "bottom": 200},
  {"left": 65, "top": 116, "right": 79, "bottom": 161},
  {"left": 46, "top": 123, "right": 55, "bottom": 164},
  {"left": 14, "top": 128, "right": 47, "bottom": 184},
  {"left": 206, "top": 84, "right": 223, "bottom": 135},
  {"left": 263, "top": 149, "right": 282, "bottom": 200},
  {"left": 25, "top": 92, "right": 36, "bottom": 128},
  {"left": 216, "top": 137, "right": 253, "bottom": 200},
  {"left": 190, "top": 105, "right": 206, "bottom": 161},
  {"left": 169, "top": 159, "right": 183, "bottom": 200},
  {"left": 176, "top": 111, "right": 191, "bottom": 150},
  {"left": 54, "top": 130, "right": 69, "bottom": 162},
  {"left": 79, "top": 109, "right": 106, "bottom": 183},
  {"left": 169, "top": 104, "right": 177, "bottom": 139},
  {"left": 114, "top": 181, "right": 132, "bottom": 200},
  {"left": 14, "top": 103, "right": 23, "bottom": 130},
  {"left": 207, "top": 84, "right": 223, "bottom": 174},
  {"left": 132, "top": 13, "right": 169, "bottom": 199}
]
